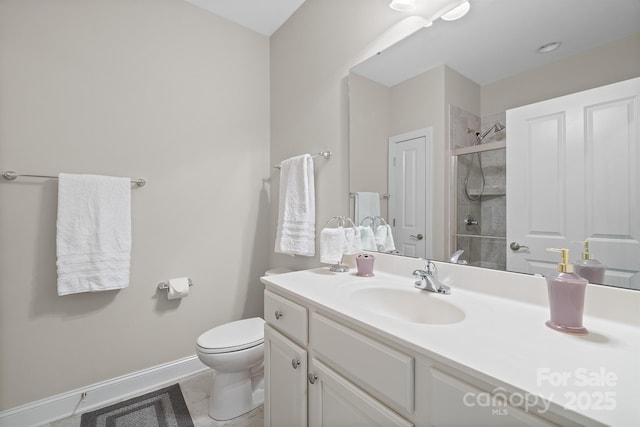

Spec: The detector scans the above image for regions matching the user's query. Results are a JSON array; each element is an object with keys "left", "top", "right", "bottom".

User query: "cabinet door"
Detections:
[
  {"left": 430, "top": 368, "right": 557, "bottom": 427},
  {"left": 309, "top": 358, "right": 413, "bottom": 427},
  {"left": 264, "top": 325, "right": 307, "bottom": 427}
]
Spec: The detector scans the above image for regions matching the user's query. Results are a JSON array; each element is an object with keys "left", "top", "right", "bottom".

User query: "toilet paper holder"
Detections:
[{"left": 157, "top": 278, "right": 194, "bottom": 291}]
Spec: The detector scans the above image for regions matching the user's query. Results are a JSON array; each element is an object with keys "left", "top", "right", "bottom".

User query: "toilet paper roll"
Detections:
[{"left": 167, "top": 277, "right": 190, "bottom": 300}]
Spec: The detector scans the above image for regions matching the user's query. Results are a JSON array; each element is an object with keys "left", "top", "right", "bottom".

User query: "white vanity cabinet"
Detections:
[
  {"left": 264, "top": 287, "right": 584, "bottom": 427},
  {"left": 264, "top": 290, "right": 413, "bottom": 427}
]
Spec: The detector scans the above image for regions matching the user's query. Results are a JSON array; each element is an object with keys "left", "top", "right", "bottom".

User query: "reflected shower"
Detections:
[
  {"left": 475, "top": 122, "right": 505, "bottom": 144},
  {"left": 464, "top": 122, "right": 506, "bottom": 201}
]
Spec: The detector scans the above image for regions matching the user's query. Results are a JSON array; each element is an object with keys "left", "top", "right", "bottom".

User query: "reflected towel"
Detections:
[
  {"left": 357, "top": 226, "right": 377, "bottom": 251},
  {"left": 274, "top": 154, "right": 316, "bottom": 256},
  {"left": 343, "top": 227, "right": 363, "bottom": 255},
  {"left": 56, "top": 173, "right": 131, "bottom": 295},
  {"left": 354, "top": 192, "right": 380, "bottom": 225},
  {"left": 320, "top": 227, "right": 344, "bottom": 264},
  {"left": 374, "top": 224, "right": 396, "bottom": 253}
]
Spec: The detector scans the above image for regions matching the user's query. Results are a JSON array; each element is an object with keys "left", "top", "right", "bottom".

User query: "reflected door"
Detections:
[
  {"left": 388, "top": 128, "right": 433, "bottom": 258},
  {"left": 507, "top": 77, "right": 640, "bottom": 288}
]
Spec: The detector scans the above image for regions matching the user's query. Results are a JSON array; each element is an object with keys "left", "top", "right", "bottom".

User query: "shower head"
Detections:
[{"left": 475, "top": 122, "right": 506, "bottom": 144}]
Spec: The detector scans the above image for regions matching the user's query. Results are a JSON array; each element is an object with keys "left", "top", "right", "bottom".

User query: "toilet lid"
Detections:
[{"left": 197, "top": 317, "right": 264, "bottom": 354}]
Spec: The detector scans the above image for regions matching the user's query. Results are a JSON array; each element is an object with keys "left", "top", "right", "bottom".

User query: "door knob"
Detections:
[
  {"left": 291, "top": 359, "right": 301, "bottom": 369},
  {"left": 274, "top": 310, "right": 284, "bottom": 319},
  {"left": 510, "top": 242, "right": 529, "bottom": 251},
  {"left": 308, "top": 373, "right": 318, "bottom": 384},
  {"left": 410, "top": 234, "right": 424, "bottom": 240}
]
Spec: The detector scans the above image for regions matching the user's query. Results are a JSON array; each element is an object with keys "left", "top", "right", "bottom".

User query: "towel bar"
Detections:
[
  {"left": 2, "top": 170, "right": 146, "bottom": 187},
  {"left": 273, "top": 151, "right": 331, "bottom": 169},
  {"left": 350, "top": 193, "right": 390, "bottom": 199}
]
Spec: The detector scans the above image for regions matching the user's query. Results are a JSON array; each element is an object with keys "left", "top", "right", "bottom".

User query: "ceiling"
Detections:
[
  {"left": 184, "top": 0, "right": 639, "bottom": 86},
  {"left": 183, "top": 0, "right": 307, "bottom": 36},
  {"left": 353, "top": 0, "right": 640, "bottom": 86}
]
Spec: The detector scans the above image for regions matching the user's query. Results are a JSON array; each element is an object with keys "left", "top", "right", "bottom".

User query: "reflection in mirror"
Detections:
[{"left": 348, "top": 0, "right": 640, "bottom": 289}]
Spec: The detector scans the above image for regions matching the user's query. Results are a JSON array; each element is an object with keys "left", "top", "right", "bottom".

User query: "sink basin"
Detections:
[{"left": 347, "top": 286, "right": 465, "bottom": 325}]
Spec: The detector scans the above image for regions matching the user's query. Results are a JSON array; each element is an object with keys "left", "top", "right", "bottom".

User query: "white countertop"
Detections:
[{"left": 261, "top": 255, "right": 640, "bottom": 427}]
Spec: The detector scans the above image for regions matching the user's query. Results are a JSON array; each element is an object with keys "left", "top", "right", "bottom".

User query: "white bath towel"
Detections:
[
  {"left": 343, "top": 227, "right": 363, "bottom": 255},
  {"left": 354, "top": 192, "right": 380, "bottom": 225},
  {"left": 374, "top": 224, "right": 396, "bottom": 253},
  {"left": 320, "top": 227, "right": 345, "bottom": 264},
  {"left": 274, "top": 154, "right": 316, "bottom": 256},
  {"left": 56, "top": 174, "right": 131, "bottom": 295},
  {"left": 357, "top": 226, "right": 377, "bottom": 251}
]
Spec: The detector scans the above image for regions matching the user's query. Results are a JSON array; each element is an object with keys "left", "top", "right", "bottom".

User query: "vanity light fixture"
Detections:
[
  {"left": 537, "top": 41, "right": 562, "bottom": 53},
  {"left": 440, "top": 1, "right": 470, "bottom": 21},
  {"left": 389, "top": 0, "right": 416, "bottom": 12}
]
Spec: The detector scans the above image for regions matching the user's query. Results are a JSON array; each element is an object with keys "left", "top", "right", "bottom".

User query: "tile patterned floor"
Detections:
[{"left": 44, "top": 371, "right": 263, "bottom": 427}]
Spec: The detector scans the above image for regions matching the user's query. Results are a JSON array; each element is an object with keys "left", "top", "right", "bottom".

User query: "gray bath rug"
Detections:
[{"left": 80, "top": 383, "right": 194, "bottom": 427}]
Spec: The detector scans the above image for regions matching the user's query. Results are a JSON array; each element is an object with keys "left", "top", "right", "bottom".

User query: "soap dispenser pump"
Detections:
[
  {"left": 573, "top": 240, "right": 606, "bottom": 284},
  {"left": 545, "top": 248, "right": 588, "bottom": 335}
]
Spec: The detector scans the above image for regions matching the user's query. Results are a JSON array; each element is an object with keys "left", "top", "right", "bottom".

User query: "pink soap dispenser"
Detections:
[
  {"left": 545, "top": 248, "right": 588, "bottom": 335},
  {"left": 573, "top": 240, "right": 606, "bottom": 284}
]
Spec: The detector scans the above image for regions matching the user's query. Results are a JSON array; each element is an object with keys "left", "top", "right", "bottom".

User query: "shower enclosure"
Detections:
[{"left": 450, "top": 106, "right": 507, "bottom": 269}]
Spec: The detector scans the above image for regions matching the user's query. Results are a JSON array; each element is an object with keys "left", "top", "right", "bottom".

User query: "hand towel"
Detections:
[
  {"left": 343, "top": 227, "right": 363, "bottom": 255},
  {"left": 56, "top": 173, "right": 131, "bottom": 295},
  {"left": 357, "top": 226, "right": 377, "bottom": 251},
  {"left": 354, "top": 192, "right": 380, "bottom": 225},
  {"left": 274, "top": 154, "right": 316, "bottom": 256},
  {"left": 320, "top": 227, "right": 345, "bottom": 264},
  {"left": 374, "top": 224, "right": 396, "bottom": 253}
]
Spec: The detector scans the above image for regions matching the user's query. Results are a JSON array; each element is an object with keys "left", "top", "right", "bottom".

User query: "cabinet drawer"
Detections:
[
  {"left": 311, "top": 312, "right": 414, "bottom": 413},
  {"left": 264, "top": 290, "right": 308, "bottom": 345}
]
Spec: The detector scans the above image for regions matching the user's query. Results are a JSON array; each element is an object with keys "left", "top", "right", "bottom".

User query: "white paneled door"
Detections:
[
  {"left": 507, "top": 77, "right": 640, "bottom": 288},
  {"left": 388, "top": 128, "right": 433, "bottom": 259}
]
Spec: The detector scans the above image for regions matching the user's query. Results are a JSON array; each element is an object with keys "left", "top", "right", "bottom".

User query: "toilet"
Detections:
[
  {"left": 195, "top": 268, "right": 292, "bottom": 421},
  {"left": 196, "top": 317, "right": 265, "bottom": 420}
]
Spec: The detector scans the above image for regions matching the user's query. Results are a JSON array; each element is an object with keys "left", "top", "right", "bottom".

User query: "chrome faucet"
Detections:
[{"left": 412, "top": 260, "right": 451, "bottom": 294}]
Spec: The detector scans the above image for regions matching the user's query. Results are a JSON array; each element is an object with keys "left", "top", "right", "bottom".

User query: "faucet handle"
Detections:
[
  {"left": 425, "top": 259, "right": 437, "bottom": 275},
  {"left": 412, "top": 269, "right": 428, "bottom": 278},
  {"left": 412, "top": 269, "right": 428, "bottom": 290}
]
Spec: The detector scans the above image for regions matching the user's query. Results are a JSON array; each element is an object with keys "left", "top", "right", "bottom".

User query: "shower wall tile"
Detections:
[
  {"left": 450, "top": 105, "right": 480, "bottom": 149},
  {"left": 480, "top": 149, "right": 506, "bottom": 192},
  {"left": 480, "top": 238, "right": 507, "bottom": 271},
  {"left": 480, "top": 197, "right": 506, "bottom": 237}
]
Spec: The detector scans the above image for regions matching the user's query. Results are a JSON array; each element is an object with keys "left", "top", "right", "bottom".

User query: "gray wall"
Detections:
[
  {"left": 269, "top": 0, "right": 402, "bottom": 270},
  {"left": 0, "top": 0, "right": 269, "bottom": 409}
]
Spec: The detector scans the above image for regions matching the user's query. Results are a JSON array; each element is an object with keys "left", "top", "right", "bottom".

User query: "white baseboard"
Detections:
[{"left": 0, "top": 355, "right": 208, "bottom": 427}]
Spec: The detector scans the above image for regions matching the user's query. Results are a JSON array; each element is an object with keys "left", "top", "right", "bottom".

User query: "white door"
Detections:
[
  {"left": 388, "top": 128, "right": 433, "bottom": 259},
  {"left": 507, "top": 77, "right": 640, "bottom": 288},
  {"left": 264, "top": 325, "right": 308, "bottom": 427}
]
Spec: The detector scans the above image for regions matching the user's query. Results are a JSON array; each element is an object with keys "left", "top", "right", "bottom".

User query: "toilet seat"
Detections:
[{"left": 197, "top": 317, "right": 264, "bottom": 354}]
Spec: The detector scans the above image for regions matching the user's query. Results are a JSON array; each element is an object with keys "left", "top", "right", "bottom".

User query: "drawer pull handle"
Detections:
[
  {"left": 291, "top": 359, "right": 301, "bottom": 369},
  {"left": 308, "top": 373, "right": 318, "bottom": 384},
  {"left": 275, "top": 310, "right": 284, "bottom": 320}
]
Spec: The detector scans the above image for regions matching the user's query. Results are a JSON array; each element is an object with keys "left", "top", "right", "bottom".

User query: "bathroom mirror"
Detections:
[{"left": 348, "top": 0, "right": 640, "bottom": 289}]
